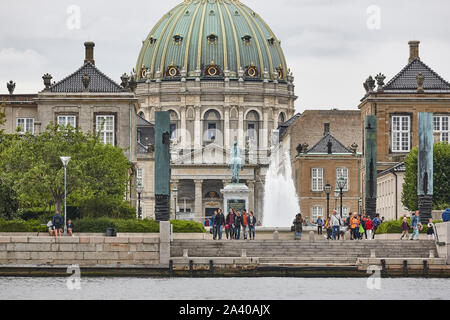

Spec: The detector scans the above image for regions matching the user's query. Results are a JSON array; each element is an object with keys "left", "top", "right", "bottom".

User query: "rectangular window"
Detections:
[
  {"left": 336, "top": 168, "right": 349, "bottom": 192},
  {"left": 16, "top": 118, "right": 34, "bottom": 134},
  {"left": 248, "top": 123, "right": 256, "bottom": 140},
  {"left": 208, "top": 123, "right": 216, "bottom": 140},
  {"left": 96, "top": 115, "right": 115, "bottom": 145},
  {"left": 57, "top": 115, "right": 76, "bottom": 128},
  {"left": 312, "top": 206, "right": 324, "bottom": 222},
  {"left": 311, "top": 168, "right": 324, "bottom": 192},
  {"left": 434, "top": 115, "right": 449, "bottom": 142},
  {"left": 392, "top": 115, "right": 410, "bottom": 152},
  {"left": 337, "top": 207, "right": 349, "bottom": 219}
]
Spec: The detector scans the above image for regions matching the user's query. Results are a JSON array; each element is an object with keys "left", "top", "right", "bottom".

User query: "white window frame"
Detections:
[
  {"left": 16, "top": 118, "right": 34, "bottom": 135},
  {"left": 434, "top": 115, "right": 449, "bottom": 143},
  {"left": 137, "top": 168, "right": 144, "bottom": 187},
  {"left": 312, "top": 206, "right": 324, "bottom": 222},
  {"left": 336, "top": 207, "right": 349, "bottom": 219},
  {"left": 336, "top": 167, "right": 349, "bottom": 192},
  {"left": 96, "top": 115, "right": 115, "bottom": 145},
  {"left": 57, "top": 115, "right": 76, "bottom": 128},
  {"left": 392, "top": 115, "right": 410, "bottom": 152},
  {"left": 311, "top": 168, "right": 324, "bottom": 192}
]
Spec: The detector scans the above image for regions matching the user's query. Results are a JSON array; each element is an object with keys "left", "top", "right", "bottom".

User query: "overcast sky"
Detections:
[{"left": 1, "top": 0, "right": 450, "bottom": 112}]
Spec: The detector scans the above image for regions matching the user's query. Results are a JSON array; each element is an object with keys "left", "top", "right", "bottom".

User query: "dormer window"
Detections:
[
  {"left": 204, "top": 62, "right": 222, "bottom": 77},
  {"left": 234, "top": 10, "right": 240, "bottom": 16},
  {"left": 149, "top": 36, "right": 157, "bottom": 45},
  {"left": 245, "top": 64, "right": 259, "bottom": 78},
  {"left": 185, "top": 10, "right": 190, "bottom": 15},
  {"left": 207, "top": 34, "right": 218, "bottom": 45},
  {"left": 166, "top": 63, "right": 180, "bottom": 77},
  {"left": 173, "top": 34, "right": 183, "bottom": 45},
  {"left": 268, "top": 37, "right": 275, "bottom": 46},
  {"left": 209, "top": 10, "right": 215, "bottom": 16},
  {"left": 242, "top": 34, "right": 252, "bottom": 46},
  {"left": 276, "top": 67, "right": 284, "bottom": 79}
]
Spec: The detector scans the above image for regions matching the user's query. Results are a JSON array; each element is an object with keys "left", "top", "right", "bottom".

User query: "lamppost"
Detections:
[
  {"left": 324, "top": 183, "right": 332, "bottom": 219},
  {"left": 60, "top": 157, "right": 71, "bottom": 235},
  {"left": 172, "top": 186, "right": 178, "bottom": 220},
  {"left": 358, "top": 198, "right": 363, "bottom": 214},
  {"left": 337, "top": 176, "right": 347, "bottom": 218},
  {"left": 137, "top": 182, "right": 144, "bottom": 219}
]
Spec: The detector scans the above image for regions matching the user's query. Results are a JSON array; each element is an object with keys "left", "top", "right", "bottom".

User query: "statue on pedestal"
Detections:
[{"left": 229, "top": 141, "right": 242, "bottom": 184}]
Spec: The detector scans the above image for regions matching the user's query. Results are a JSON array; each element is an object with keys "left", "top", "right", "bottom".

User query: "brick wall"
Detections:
[{"left": 0, "top": 236, "right": 160, "bottom": 266}]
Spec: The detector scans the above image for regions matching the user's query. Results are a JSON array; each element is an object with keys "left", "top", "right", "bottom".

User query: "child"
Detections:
[
  {"left": 67, "top": 219, "right": 74, "bottom": 236},
  {"left": 400, "top": 217, "right": 409, "bottom": 240},
  {"left": 427, "top": 219, "right": 435, "bottom": 241}
]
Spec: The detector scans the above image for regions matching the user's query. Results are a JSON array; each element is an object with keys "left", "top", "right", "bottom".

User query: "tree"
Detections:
[
  {"left": 0, "top": 124, "right": 131, "bottom": 216},
  {"left": 402, "top": 143, "right": 450, "bottom": 211}
]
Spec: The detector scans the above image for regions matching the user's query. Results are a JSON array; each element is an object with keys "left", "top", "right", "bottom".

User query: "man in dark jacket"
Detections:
[
  {"left": 226, "top": 209, "right": 235, "bottom": 240},
  {"left": 52, "top": 213, "right": 64, "bottom": 238},
  {"left": 248, "top": 211, "right": 257, "bottom": 240},
  {"left": 214, "top": 209, "right": 225, "bottom": 240},
  {"left": 234, "top": 211, "right": 242, "bottom": 240}
]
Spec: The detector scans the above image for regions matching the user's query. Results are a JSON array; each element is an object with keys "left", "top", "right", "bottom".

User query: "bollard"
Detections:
[
  {"left": 423, "top": 260, "right": 429, "bottom": 278},
  {"left": 209, "top": 260, "right": 214, "bottom": 276},
  {"left": 403, "top": 260, "right": 408, "bottom": 277},
  {"left": 309, "top": 231, "right": 315, "bottom": 242},
  {"left": 183, "top": 249, "right": 189, "bottom": 258},
  {"left": 380, "top": 259, "right": 387, "bottom": 277},
  {"left": 169, "top": 260, "right": 174, "bottom": 276},
  {"left": 189, "top": 260, "right": 194, "bottom": 277}
]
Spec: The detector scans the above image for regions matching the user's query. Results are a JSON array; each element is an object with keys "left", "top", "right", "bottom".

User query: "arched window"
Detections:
[
  {"left": 169, "top": 110, "right": 179, "bottom": 139},
  {"left": 278, "top": 112, "right": 286, "bottom": 126},
  {"left": 246, "top": 111, "right": 260, "bottom": 144},
  {"left": 203, "top": 109, "right": 221, "bottom": 143}
]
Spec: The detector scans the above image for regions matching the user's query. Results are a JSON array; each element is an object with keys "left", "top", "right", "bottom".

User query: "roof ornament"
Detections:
[
  {"left": 7, "top": 80, "right": 15, "bottom": 95},
  {"left": 375, "top": 73, "right": 386, "bottom": 92},
  {"left": 350, "top": 143, "right": 358, "bottom": 154},
  {"left": 129, "top": 72, "right": 137, "bottom": 93},
  {"left": 120, "top": 73, "right": 130, "bottom": 90},
  {"left": 363, "top": 76, "right": 376, "bottom": 93},
  {"left": 301, "top": 143, "right": 309, "bottom": 154},
  {"left": 416, "top": 72, "right": 425, "bottom": 93},
  {"left": 82, "top": 74, "right": 91, "bottom": 92},
  {"left": 42, "top": 73, "right": 53, "bottom": 91}
]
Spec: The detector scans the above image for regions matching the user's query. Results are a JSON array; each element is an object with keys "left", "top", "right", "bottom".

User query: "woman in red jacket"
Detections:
[{"left": 365, "top": 217, "right": 374, "bottom": 240}]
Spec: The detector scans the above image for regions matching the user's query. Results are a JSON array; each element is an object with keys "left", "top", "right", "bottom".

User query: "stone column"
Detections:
[
  {"left": 180, "top": 106, "right": 187, "bottom": 148},
  {"left": 194, "top": 106, "right": 202, "bottom": 164},
  {"left": 248, "top": 180, "right": 255, "bottom": 213},
  {"left": 238, "top": 106, "right": 244, "bottom": 149},
  {"left": 224, "top": 107, "right": 230, "bottom": 152},
  {"left": 194, "top": 179, "right": 204, "bottom": 221}
]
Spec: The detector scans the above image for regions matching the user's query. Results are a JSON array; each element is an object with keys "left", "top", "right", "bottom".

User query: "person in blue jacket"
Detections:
[{"left": 442, "top": 208, "right": 450, "bottom": 222}]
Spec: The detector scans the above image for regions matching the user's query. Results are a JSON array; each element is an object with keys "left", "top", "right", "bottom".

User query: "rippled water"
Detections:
[{"left": 0, "top": 277, "right": 448, "bottom": 300}]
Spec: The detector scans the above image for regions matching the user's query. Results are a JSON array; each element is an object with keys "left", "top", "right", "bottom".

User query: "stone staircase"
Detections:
[{"left": 171, "top": 240, "right": 441, "bottom": 266}]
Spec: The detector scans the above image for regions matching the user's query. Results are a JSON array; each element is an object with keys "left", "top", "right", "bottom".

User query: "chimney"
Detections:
[
  {"left": 408, "top": 41, "right": 420, "bottom": 63},
  {"left": 84, "top": 41, "right": 95, "bottom": 65},
  {"left": 324, "top": 123, "right": 330, "bottom": 136}
]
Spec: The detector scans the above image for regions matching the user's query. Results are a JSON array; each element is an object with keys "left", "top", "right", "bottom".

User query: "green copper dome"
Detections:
[{"left": 136, "top": 0, "right": 288, "bottom": 82}]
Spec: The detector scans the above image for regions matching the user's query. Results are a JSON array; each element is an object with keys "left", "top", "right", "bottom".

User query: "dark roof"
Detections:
[
  {"left": 278, "top": 113, "right": 301, "bottom": 140},
  {"left": 383, "top": 58, "right": 450, "bottom": 93},
  {"left": 378, "top": 162, "right": 406, "bottom": 177},
  {"left": 137, "top": 114, "right": 154, "bottom": 127},
  {"left": 50, "top": 62, "right": 124, "bottom": 93},
  {"left": 307, "top": 133, "right": 353, "bottom": 154}
]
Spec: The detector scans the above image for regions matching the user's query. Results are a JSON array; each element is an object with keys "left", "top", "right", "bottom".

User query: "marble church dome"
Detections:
[{"left": 136, "top": 0, "right": 288, "bottom": 82}]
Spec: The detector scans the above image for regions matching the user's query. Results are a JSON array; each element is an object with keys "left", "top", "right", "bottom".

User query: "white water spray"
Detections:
[{"left": 263, "top": 131, "right": 300, "bottom": 227}]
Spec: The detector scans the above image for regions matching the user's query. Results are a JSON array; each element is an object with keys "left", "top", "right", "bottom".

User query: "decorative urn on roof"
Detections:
[
  {"left": 82, "top": 74, "right": 91, "bottom": 92},
  {"left": 7, "top": 80, "right": 15, "bottom": 95},
  {"left": 416, "top": 72, "right": 425, "bottom": 93},
  {"left": 42, "top": 73, "right": 53, "bottom": 90}
]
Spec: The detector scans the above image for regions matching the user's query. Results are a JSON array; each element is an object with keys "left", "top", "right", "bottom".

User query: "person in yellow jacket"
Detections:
[{"left": 350, "top": 213, "right": 360, "bottom": 240}]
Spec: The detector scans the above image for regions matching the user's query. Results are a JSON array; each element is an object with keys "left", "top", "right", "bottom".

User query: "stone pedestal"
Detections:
[
  {"left": 419, "top": 195, "right": 433, "bottom": 224},
  {"left": 220, "top": 183, "right": 250, "bottom": 214}
]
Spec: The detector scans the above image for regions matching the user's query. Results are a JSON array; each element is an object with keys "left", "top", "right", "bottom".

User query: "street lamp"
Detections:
[
  {"left": 172, "top": 186, "right": 178, "bottom": 220},
  {"left": 137, "top": 182, "right": 144, "bottom": 219},
  {"left": 60, "top": 156, "right": 71, "bottom": 235},
  {"left": 337, "top": 176, "right": 347, "bottom": 218},
  {"left": 324, "top": 182, "right": 332, "bottom": 219},
  {"left": 358, "top": 198, "right": 363, "bottom": 214}
]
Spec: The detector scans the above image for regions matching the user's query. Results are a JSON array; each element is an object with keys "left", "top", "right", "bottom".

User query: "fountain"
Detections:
[{"left": 263, "top": 130, "right": 300, "bottom": 227}]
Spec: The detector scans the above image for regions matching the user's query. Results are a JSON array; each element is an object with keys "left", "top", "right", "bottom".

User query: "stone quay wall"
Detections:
[{"left": 0, "top": 236, "right": 160, "bottom": 266}]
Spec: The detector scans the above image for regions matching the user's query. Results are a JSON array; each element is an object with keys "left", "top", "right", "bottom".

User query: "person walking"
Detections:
[
  {"left": 427, "top": 219, "right": 435, "bottom": 241},
  {"left": 330, "top": 211, "right": 341, "bottom": 240},
  {"left": 226, "top": 208, "right": 235, "bottom": 240},
  {"left": 212, "top": 211, "right": 218, "bottom": 240},
  {"left": 325, "top": 217, "right": 333, "bottom": 240},
  {"left": 214, "top": 209, "right": 225, "bottom": 240},
  {"left": 293, "top": 214, "right": 303, "bottom": 240},
  {"left": 350, "top": 213, "right": 360, "bottom": 240},
  {"left": 248, "top": 211, "right": 257, "bottom": 240},
  {"left": 234, "top": 210, "right": 242, "bottom": 240},
  {"left": 372, "top": 214, "right": 382, "bottom": 239},
  {"left": 400, "top": 217, "right": 410, "bottom": 240},
  {"left": 242, "top": 210, "right": 249, "bottom": 240},
  {"left": 365, "top": 217, "right": 373, "bottom": 240},
  {"left": 316, "top": 216, "right": 324, "bottom": 235},
  {"left": 410, "top": 211, "right": 420, "bottom": 240}
]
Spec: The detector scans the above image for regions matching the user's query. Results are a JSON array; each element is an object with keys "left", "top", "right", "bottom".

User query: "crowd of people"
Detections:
[{"left": 205, "top": 209, "right": 258, "bottom": 240}]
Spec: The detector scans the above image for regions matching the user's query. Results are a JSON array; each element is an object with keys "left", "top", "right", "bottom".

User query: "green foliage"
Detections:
[
  {"left": 0, "top": 180, "right": 19, "bottom": 220},
  {"left": 77, "top": 197, "right": 136, "bottom": 219},
  {"left": 0, "top": 124, "right": 131, "bottom": 216},
  {"left": 0, "top": 218, "right": 206, "bottom": 233},
  {"left": 402, "top": 143, "right": 450, "bottom": 211}
]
